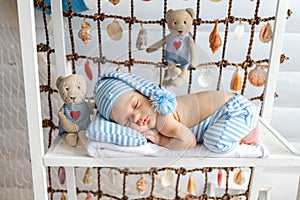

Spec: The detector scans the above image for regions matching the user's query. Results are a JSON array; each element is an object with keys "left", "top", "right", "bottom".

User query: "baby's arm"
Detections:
[{"left": 143, "top": 114, "right": 197, "bottom": 150}]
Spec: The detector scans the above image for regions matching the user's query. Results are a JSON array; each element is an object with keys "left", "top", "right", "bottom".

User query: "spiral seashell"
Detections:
[
  {"left": 233, "top": 21, "right": 244, "bottom": 40},
  {"left": 136, "top": 176, "right": 147, "bottom": 194},
  {"left": 109, "top": 0, "right": 120, "bottom": 5},
  {"left": 86, "top": 193, "right": 93, "bottom": 200},
  {"left": 60, "top": 193, "right": 66, "bottom": 200},
  {"left": 209, "top": 20, "right": 222, "bottom": 53},
  {"left": 233, "top": 169, "right": 245, "bottom": 185},
  {"left": 78, "top": 19, "right": 92, "bottom": 45},
  {"left": 107, "top": 19, "right": 123, "bottom": 41},
  {"left": 187, "top": 173, "right": 196, "bottom": 195},
  {"left": 259, "top": 23, "right": 273, "bottom": 43},
  {"left": 230, "top": 68, "right": 242, "bottom": 91},
  {"left": 248, "top": 65, "right": 268, "bottom": 87},
  {"left": 83, "top": 167, "right": 93, "bottom": 185}
]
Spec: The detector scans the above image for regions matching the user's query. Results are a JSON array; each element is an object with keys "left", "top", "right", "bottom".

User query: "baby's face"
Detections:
[{"left": 110, "top": 91, "right": 157, "bottom": 132}]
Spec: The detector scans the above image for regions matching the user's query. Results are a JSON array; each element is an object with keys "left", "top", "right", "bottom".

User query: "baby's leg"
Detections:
[{"left": 239, "top": 125, "right": 259, "bottom": 145}]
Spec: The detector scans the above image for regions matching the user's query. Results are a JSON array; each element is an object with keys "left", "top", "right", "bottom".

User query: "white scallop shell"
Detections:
[
  {"left": 107, "top": 20, "right": 123, "bottom": 41},
  {"left": 233, "top": 22, "right": 244, "bottom": 40},
  {"left": 248, "top": 65, "right": 268, "bottom": 87}
]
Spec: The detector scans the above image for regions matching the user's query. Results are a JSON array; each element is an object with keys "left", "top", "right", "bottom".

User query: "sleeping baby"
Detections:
[{"left": 93, "top": 71, "right": 259, "bottom": 153}]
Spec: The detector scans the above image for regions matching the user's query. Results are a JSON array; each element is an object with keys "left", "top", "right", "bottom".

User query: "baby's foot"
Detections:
[{"left": 239, "top": 125, "right": 259, "bottom": 145}]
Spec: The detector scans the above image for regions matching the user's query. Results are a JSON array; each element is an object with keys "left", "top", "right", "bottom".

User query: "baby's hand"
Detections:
[
  {"left": 141, "top": 129, "right": 158, "bottom": 137},
  {"left": 141, "top": 129, "right": 161, "bottom": 144}
]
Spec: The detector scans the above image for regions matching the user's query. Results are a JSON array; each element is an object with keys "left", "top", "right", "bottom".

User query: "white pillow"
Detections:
[{"left": 86, "top": 111, "right": 147, "bottom": 146}]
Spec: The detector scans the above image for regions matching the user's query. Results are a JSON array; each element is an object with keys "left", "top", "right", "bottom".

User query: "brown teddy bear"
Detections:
[
  {"left": 56, "top": 74, "right": 93, "bottom": 147},
  {"left": 146, "top": 8, "right": 199, "bottom": 86}
]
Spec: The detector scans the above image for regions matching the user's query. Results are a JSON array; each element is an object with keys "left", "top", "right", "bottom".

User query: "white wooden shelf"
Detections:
[{"left": 43, "top": 119, "right": 300, "bottom": 168}]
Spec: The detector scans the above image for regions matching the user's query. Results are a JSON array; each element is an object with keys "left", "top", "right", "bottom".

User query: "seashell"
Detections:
[
  {"left": 197, "top": 67, "right": 214, "bottom": 88},
  {"left": 187, "top": 173, "right": 196, "bottom": 195},
  {"left": 109, "top": 0, "right": 120, "bottom": 5},
  {"left": 86, "top": 193, "right": 93, "bottom": 200},
  {"left": 60, "top": 193, "right": 66, "bottom": 200},
  {"left": 259, "top": 23, "right": 273, "bottom": 43},
  {"left": 217, "top": 169, "right": 222, "bottom": 188},
  {"left": 136, "top": 176, "right": 147, "bottom": 194},
  {"left": 84, "top": 60, "right": 93, "bottom": 81},
  {"left": 230, "top": 68, "right": 242, "bottom": 91},
  {"left": 210, "top": 0, "right": 222, "bottom": 2},
  {"left": 209, "top": 20, "right": 222, "bottom": 54},
  {"left": 78, "top": 18, "right": 92, "bottom": 45},
  {"left": 116, "top": 65, "right": 125, "bottom": 72},
  {"left": 107, "top": 19, "right": 123, "bottom": 41},
  {"left": 108, "top": 168, "right": 115, "bottom": 184},
  {"left": 136, "top": 24, "right": 147, "bottom": 50},
  {"left": 58, "top": 167, "right": 66, "bottom": 185},
  {"left": 83, "top": 167, "right": 93, "bottom": 185},
  {"left": 161, "top": 169, "right": 174, "bottom": 187},
  {"left": 184, "top": 193, "right": 197, "bottom": 200},
  {"left": 233, "top": 21, "right": 244, "bottom": 40},
  {"left": 233, "top": 169, "right": 245, "bottom": 185},
  {"left": 47, "top": 15, "right": 67, "bottom": 35},
  {"left": 248, "top": 65, "right": 268, "bottom": 87}
]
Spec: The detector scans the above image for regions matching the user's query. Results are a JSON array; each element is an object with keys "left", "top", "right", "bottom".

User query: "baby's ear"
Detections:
[{"left": 56, "top": 76, "right": 64, "bottom": 88}]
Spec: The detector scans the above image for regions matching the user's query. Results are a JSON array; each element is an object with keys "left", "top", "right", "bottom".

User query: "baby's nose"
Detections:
[{"left": 130, "top": 111, "right": 140, "bottom": 123}]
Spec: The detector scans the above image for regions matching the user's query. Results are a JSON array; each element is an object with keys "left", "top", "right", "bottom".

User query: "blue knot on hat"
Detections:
[{"left": 94, "top": 71, "right": 177, "bottom": 120}]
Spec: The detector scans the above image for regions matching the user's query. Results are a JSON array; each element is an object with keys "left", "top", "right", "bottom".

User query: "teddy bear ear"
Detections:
[
  {"left": 56, "top": 76, "right": 64, "bottom": 88},
  {"left": 185, "top": 8, "right": 195, "bottom": 19},
  {"left": 166, "top": 9, "right": 174, "bottom": 20}
]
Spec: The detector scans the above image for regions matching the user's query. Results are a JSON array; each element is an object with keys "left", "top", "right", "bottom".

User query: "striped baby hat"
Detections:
[{"left": 94, "top": 71, "right": 177, "bottom": 120}]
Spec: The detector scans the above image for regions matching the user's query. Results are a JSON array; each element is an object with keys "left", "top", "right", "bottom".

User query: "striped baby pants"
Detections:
[{"left": 190, "top": 94, "right": 259, "bottom": 153}]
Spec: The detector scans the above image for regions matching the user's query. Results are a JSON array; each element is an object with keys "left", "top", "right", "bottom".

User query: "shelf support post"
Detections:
[{"left": 17, "top": 0, "right": 48, "bottom": 199}]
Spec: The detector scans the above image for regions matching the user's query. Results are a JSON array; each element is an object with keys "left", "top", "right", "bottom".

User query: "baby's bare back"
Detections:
[{"left": 174, "top": 91, "right": 235, "bottom": 128}]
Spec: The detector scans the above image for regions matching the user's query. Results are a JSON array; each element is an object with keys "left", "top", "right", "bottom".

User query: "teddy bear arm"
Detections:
[
  {"left": 60, "top": 117, "right": 79, "bottom": 133},
  {"left": 58, "top": 106, "right": 79, "bottom": 133},
  {"left": 189, "top": 37, "right": 199, "bottom": 68},
  {"left": 146, "top": 37, "right": 166, "bottom": 53}
]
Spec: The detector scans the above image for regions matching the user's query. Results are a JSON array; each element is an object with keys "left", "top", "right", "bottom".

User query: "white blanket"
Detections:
[{"left": 85, "top": 139, "right": 270, "bottom": 158}]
